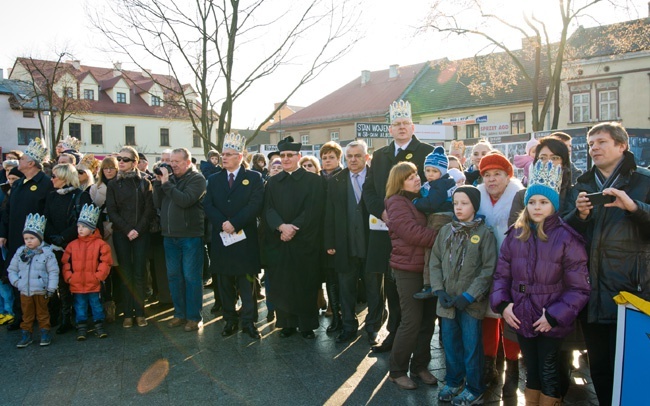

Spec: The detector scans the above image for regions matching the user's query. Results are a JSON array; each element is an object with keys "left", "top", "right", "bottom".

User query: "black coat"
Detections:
[
  {"left": 362, "top": 136, "right": 433, "bottom": 274},
  {"left": 324, "top": 167, "right": 369, "bottom": 273},
  {"left": 204, "top": 166, "right": 264, "bottom": 276},
  {"left": 44, "top": 187, "right": 92, "bottom": 247},
  {"left": 564, "top": 151, "right": 650, "bottom": 324},
  {"left": 105, "top": 170, "right": 154, "bottom": 236}
]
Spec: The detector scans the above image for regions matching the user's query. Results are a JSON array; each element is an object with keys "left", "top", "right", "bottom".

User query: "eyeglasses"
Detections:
[
  {"left": 279, "top": 153, "right": 298, "bottom": 159},
  {"left": 116, "top": 157, "right": 134, "bottom": 162},
  {"left": 538, "top": 155, "right": 562, "bottom": 163},
  {"left": 222, "top": 152, "right": 240, "bottom": 158},
  {"left": 103, "top": 167, "right": 116, "bottom": 171},
  {"left": 391, "top": 121, "right": 413, "bottom": 127}
]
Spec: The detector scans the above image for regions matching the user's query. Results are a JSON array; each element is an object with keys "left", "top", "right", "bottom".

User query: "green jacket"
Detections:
[{"left": 429, "top": 220, "right": 497, "bottom": 320}]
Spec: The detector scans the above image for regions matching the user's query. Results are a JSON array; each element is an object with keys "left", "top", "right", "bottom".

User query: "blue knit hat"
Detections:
[
  {"left": 424, "top": 146, "right": 448, "bottom": 176},
  {"left": 524, "top": 161, "right": 562, "bottom": 211}
]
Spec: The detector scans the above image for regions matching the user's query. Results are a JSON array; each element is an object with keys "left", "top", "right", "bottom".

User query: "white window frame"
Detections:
[
  {"left": 572, "top": 92, "right": 591, "bottom": 123},
  {"left": 301, "top": 134, "right": 309, "bottom": 145},
  {"left": 598, "top": 89, "right": 618, "bottom": 121}
]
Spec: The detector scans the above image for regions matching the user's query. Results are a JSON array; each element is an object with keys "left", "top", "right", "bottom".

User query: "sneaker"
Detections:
[
  {"left": 136, "top": 317, "right": 148, "bottom": 327},
  {"left": 0, "top": 314, "right": 15, "bottom": 326},
  {"left": 123, "top": 318, "right": 133, "bottom": 328},
  {"left": 451, "top": 388, "right": 484, "bottom": 406},
  {"left": 40, "top": 329, "right": 52, "bottom": 346},
  {"left": 17, "top": 330, "right": 33, "bottom": 348},
  {"left": 438, "top": 384, "right": 464, "bottom": 402}
]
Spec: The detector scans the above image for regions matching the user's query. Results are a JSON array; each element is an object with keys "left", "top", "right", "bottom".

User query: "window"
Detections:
[
  {"left": 192, "top": 130, "right": 202, "bottom": 148},
  {"left": 599, "top": 89, "right": 618, "bottom": 120},
  {"left": 301, "top": 134, "right": 309, "bottom": 145},
  {"left": 117, "top": 92, "right": 127, "bottom": 103},
  {"left": 160, "top": 128, "right": 170, "bottom": 146},
  {"left": 17, "top": 128, "right": 40, "bottom": 145},
  {"left": 125, "top": 126, "right": 135, "bottom": 145},
  {"left": 466, "top": 124, "right": 479, "bottom": 139},
  {"left": 64, "top": 87, "right": 74, "bottom": 98},
  {"left": 330, "top": 131, "right": 339, "bottom": 142},
  {"left": 91, "top": 125, "right": 103, "bottom": 145},
  {"left": 152, "top": 96, "right": 162, "bottom": 107},
  {"left": 23, "top": 111, "right": 35, "bottom": 118},
  {"left": 69, "top": 122, "right": 81, "bottom": 139},
  {"left": 510, "top": 112, "right": 525, "bottom": 134},
  {"left": 572, "top": 93, "right": 590, "bottom": 123},
  {"left": 83, "top": 89, "right": 94, "bottom": 100}
]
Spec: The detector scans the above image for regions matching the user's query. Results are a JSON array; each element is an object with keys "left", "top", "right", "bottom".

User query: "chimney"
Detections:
[
  {"left": 389, "top": 64, "right": 399, "bottom": 79},
  {"left": 361, "top": 70, "right": 370, "bottom": 85},
  {"left": 67, "top": 60, "right": 81, "bottom": 70},
  {"left": 113, "top": 61, "right": 122, "bottom": 77}
]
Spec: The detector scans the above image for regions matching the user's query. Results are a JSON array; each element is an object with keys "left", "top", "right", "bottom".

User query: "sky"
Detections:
[{"left": 1, "top": 0, "right": 647, "bottom": 129}]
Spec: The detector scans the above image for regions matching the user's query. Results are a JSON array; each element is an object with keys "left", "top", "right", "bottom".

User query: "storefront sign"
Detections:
[
  {"left": 356, "top": 122, "right": 390, "bottom": 138},
  {"left": 480, "top": 123, "right": 510, "bottom": 137},
  {"left": 433, "top": 115, "right": 488, "bottom": 126}
]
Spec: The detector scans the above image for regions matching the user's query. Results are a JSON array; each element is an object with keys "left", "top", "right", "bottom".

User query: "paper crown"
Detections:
[
  {"left": 223, "top": 133, "right": 246, "bottom": 153},
  {"left": 450, "top": 140, "right": 466, "bottom": 153},
  {"left": 77, "top": 204, "right": 101, "bottom": 231},
  {"left": 23, "top": 213, "right": 46, "bottom": 241},
  {"left": 60, "top": 135, "right": 81, "bottom": 151},
  {"left": 525, "top": 161, "right": 562, "bottom": 211},
  {"left": 25, "top": 138, "right": 48, "bottom": 163},
  {"left": 389, "top": 100, "right": 411, "bottom": 122}
]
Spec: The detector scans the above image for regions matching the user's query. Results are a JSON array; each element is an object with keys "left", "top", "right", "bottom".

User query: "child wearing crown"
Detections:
[
  {"left": 7, "top": 214, "right": 59, "bottom": 348},
  {"left": 61, "top": 204, "right": 113, "bottom": 341}
]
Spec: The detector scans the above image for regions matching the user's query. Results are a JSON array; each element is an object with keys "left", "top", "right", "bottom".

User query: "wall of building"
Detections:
[{"left": 0, "top": 95, "right": 43, "bottom": 152}]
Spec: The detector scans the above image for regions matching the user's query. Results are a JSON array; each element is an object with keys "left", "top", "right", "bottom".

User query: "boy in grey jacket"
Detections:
[{"left": 7, "top": 213, "right": 59, "bottom": 348}]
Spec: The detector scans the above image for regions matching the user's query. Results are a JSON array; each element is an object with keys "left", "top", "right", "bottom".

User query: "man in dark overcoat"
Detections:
[
  {"left": 204, "top": 134, "right": 264, "bottom": 339},
  {"left": 362, "top": 100, "right": 433, "bottom": 352}
]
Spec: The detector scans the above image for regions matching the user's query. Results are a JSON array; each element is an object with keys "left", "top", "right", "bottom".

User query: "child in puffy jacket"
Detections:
[
  {"left": 490, "top": 162, "right": 590, "bottom": 405},
  {"left": 7, "top": 213, "right": 59, "bottom": 348},
  {"left": 62, "top": 204, "right": 112, "bottom": 341},
  {"left": 513, "top": 137, "right": 539, "bottom": 186}
]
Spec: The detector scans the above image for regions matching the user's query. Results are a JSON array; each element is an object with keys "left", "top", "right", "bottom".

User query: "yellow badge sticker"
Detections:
[
  {"left": 370, "top": 218, "right": 377, "bottom": 224},
  {"left": 470, "top": 235, "right": 480, "bottom": 244},
  {"left": 405, "top": 153, "right": 413, "bottom": 160},
  {"left": 242, "top": 179, "right": 250, "bottom": 186},
  {"left": 30, "top": 185, "right": 38, "bottom": 191}
]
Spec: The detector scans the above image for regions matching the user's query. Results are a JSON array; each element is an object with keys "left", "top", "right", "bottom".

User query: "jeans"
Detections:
[
  {"left": 73, "top": 293, "right": 105, "bottom": 323},
  {"left": 113, "top": 232, "right": 149, "bottom": 318},
  {"left": 441, "top": 311, "right": 484, "bottom": 396},
  {"left": 164, "top": 237, "right": 204, "bottom": 322},
  {"left": 517, "top": 334, "right": 563, "bottom": 398},
  {"left": 0, "top": 281, "right": 14, "bottom": 315}
]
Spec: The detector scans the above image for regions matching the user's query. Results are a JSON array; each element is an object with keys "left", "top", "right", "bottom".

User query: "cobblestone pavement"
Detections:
[{"left": 0, "top": 288, "right": 599, "bottom": 405}]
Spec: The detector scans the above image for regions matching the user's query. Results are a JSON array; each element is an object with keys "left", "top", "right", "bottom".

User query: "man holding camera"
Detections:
[
  {"left": 565, "top": 122, "right": 650, "bottom": 406},
  {"left": 153, "top": 148, "right": 207, "bottom": 332}
]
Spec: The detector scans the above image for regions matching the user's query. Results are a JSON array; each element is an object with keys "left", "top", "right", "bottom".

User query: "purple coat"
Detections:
[{"left": 490, "top": 214, "right": 590, "bottom": 338}]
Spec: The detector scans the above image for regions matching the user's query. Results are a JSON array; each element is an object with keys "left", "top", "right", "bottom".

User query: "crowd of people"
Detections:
[{"left": 0, "top": 99, "right": 648, "bottom": 406}]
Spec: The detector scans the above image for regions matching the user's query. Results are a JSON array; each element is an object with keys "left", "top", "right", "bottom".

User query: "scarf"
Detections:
[
  {"left": 399, "top": 190, "right": 420, "bottom": 201},
  {"left": 594, "top": 150, "right": 637, "bottom": 191},
  {"left": 20, "top": 247, "right": 43, "bottom": 263},
  {"left": 445, "top": 216, "right": 485, "bottom": 278},
  {"left": 56, "top": 186, "right": 77, "bottom": 195}
]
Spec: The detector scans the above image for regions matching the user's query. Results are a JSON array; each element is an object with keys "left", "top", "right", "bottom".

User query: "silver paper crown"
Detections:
[
  {"left": 389, "top": 100, "right": 411, "bottom": 122},
  {"left": 223, "top": 133, "right": 246, "bottom": 153},
  {"left": 23, "top": 213, "right": 46, "bottom": 239},
  {"left": 78, "top": 204, "right": 101, "bottom": 229},
  {"left": 25, "top": 138, "right": 48, "bottom": 163},
  {"left": 528, "top": 160, "right": 562, "bottom": 194},
  {"left": 60, "top": 135, "right": 82, "bottom": 151}
]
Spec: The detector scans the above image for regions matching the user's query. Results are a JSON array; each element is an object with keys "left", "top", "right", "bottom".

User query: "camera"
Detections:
[{"left": 154, "top": 163, "right": 172, "bottom": 176}]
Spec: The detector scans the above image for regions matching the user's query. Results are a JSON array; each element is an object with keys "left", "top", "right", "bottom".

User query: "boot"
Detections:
[
  {"left": 103, "top": 301, "right": 116, "bottom": 323},
  {"left": 326, "top": 282, "right": 342, "bottom": 332},
  {"left": 524, "top": 388, "right": 541, "bottom": 406},
  {"left": 40, "top": 329, "right": 52, "bottom": 346},
  {"left": 16, "top": 330, "right": 33, "bottom": 348},
  {"left": 483, "top": 356, "right": 498, "bottom": 386},
  {"left": 539, "top": 393, "right": 561, "bottom": 406},
  {"left": 94, "top": 321, "right": 108, "bottom": 338},
  {"left": 76, "top": 322, "right": 88, "bottom": 341},
  {"left": 503, "top": 358, "right": 520, "bottom": 397}
]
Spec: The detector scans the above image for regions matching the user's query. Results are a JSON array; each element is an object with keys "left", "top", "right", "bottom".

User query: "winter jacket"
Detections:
[
  {"left": 44, "top": 186, "right": 92, "bottom": 247},
  {"left": 385, "top": 193, "right": 437, "bottom": 272},
  {"left": 200, "top": 161, "right": 221, "bottom": 180},
  {"left": 564, "top": 151, "right": 650, "bottom": 324},
  {"left": 490, "top": 214, "right": 590, "bottom": 338},
  {"left": 414, "top": 175, "right": 455, "bottom": 213},
  {"left": 153, "top": 166, "right": 206, "bottom": 238},
  {"left": 61, "top": 229, "right": 112, "bottom": 294},
  {"left": 7, "top": 244, "right": 59, "bottom": 296},
  {"left": 430, "top": 219, "right": 497, "bottom": 320},
  {"left": 105, "top": 170, "right": 153, "bottom": 236}
]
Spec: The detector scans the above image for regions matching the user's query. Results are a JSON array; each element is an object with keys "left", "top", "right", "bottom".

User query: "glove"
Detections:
[
  {"left": 435, "top": 290, "right": 454, "bottom": 308},
  {"left": 45, "top": 290, "right": 55, "bottom": 299},
  {"left": 453, "top": 295, "right": 471, "bottom": 311},
  {"left": 50, "top": 235, "right": 65, "bottom": 247}
]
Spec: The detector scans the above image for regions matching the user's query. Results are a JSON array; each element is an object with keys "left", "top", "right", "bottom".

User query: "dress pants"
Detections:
[
  {"left": 337, "top": 257, "right": 365, "bottom": 333},
  {"left": 581, "top": 320, "right": 616, "bottom": 406},
  {"left": 218, "top": 273, "right": 258, "bottom": 325}
]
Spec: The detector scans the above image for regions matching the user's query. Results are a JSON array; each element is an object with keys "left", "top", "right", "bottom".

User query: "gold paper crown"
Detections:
[
  {"left": 25, "top": 138, "right": 48, "bottom": 163},
  {"left": 60, "top": 135, "right": 81, "bottom": 151},
  {"left": 389, "top": 100, "right": 411, "bottom": 122},
  {"left": 223, "top": 133, "right": 246, "bottom": 153},
  {"left": 23, "top": 213, "right": 46, "bottom": 239},
  {"left": 80, "top": 154, "right": 99, "bottom": 173},
  {"left": 77, "top": 204, "right": 101, "bottom": 230}
]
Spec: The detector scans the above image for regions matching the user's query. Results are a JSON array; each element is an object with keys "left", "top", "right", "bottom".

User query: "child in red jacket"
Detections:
[{"left": 62, "top": 204, "right": 113, "bottom": 341}]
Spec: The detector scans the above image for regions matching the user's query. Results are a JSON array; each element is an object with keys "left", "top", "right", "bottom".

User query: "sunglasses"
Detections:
[
  {"left": 51, "top": 174, "right": 57, "bottom": 179},
  {"left": 77, "top": 170, "right": 87, "bottom": 175},
  {"left": 279, "top": 153, "right": 297, "bottom": 159},
  {"left": 116, "top": 157, "right": 134, "bottom": 162},
  {"left": 302, "top": 163, "right": 314, "bottom": 168}
]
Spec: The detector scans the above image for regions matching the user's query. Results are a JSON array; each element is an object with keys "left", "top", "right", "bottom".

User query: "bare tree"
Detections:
[
  {"left": 422, "top": 0, "right": 633, "bottom": 131},
  {"left": 91, "top": 0, "right": 360, "bottom": 154}
]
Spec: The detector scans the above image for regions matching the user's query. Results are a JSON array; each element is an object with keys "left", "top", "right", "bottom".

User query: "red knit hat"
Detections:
[{"left": 479, "top": 153, "right": 513, "bottom": 178}]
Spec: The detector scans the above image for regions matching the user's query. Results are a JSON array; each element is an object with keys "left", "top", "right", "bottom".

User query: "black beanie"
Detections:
[{"left": 453, "top": 185, "right": 481, "bottom": 213}]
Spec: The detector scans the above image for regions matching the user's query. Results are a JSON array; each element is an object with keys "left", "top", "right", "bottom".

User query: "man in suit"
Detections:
[
  {"left": 362, "top": 100, "right": 434, "bottom": 352},
  {"left": 204, "top": 134, "right": 264, "bottom": 339},
  {"left": 324, "top": 140, "right": 372, "bottom": 343}
]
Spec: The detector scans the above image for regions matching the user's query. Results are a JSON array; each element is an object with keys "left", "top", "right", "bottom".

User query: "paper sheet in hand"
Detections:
[
  {"left": 369, "top": 215, "right": 388, "bottom": 231},
  {"left": 220, "top": 230, "right": 247, "bottom": 246}
]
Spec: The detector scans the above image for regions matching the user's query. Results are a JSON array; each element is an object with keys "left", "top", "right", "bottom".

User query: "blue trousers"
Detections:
[
  {"left": 164, "top": 237, "right": 204, "bottom": 322},
  {"left": 441, "top": 310, "right": 485, "bottom": 396},
  {"left": 73, "top": 293, "right": 105, "bottom": 323}
]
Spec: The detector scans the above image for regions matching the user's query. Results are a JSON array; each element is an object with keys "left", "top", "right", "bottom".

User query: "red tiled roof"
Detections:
[{"left": 271, "top": 62, "right": 427, "bottom": 129}]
